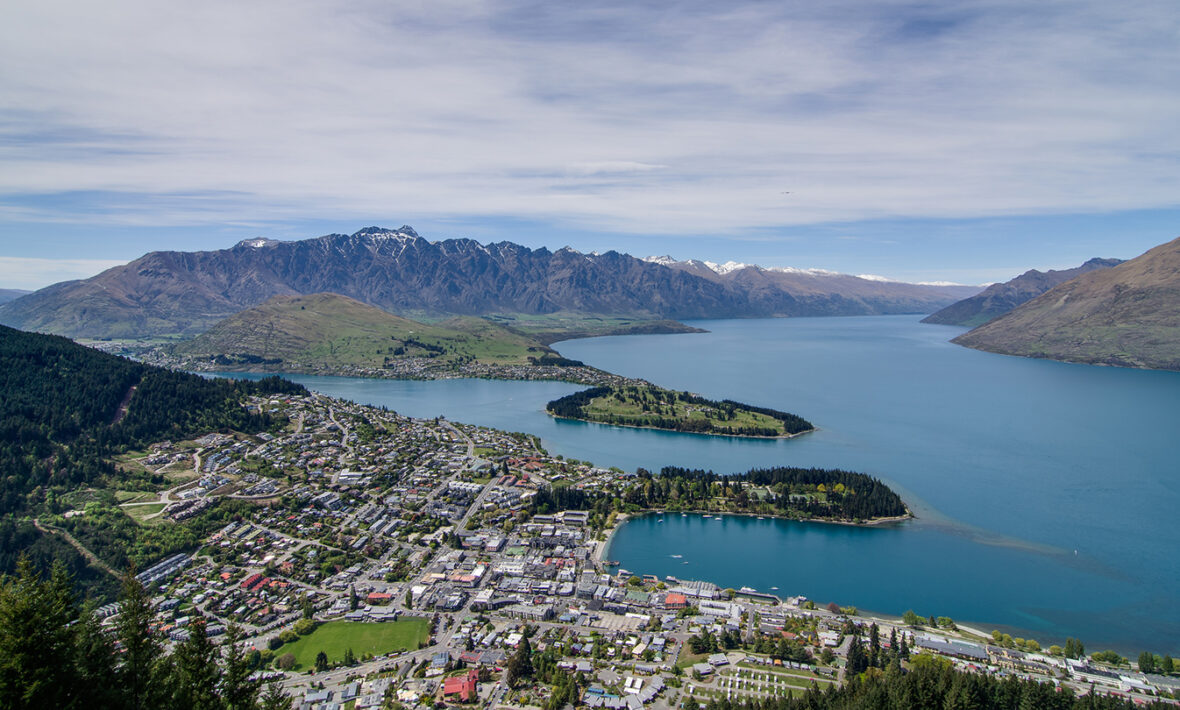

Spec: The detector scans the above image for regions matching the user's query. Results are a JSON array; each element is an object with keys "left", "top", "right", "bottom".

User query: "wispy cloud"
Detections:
[
  {"left": 0, "top": 257, "right": 130, "bottom": 290},
  {"left": 0, "top": 0, "right": 1177, "bottom": 237}
]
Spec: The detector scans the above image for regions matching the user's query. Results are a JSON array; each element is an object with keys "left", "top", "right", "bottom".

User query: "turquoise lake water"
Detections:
[{"left": 231, "top": 316, "right": 1180, "bottom": 652}]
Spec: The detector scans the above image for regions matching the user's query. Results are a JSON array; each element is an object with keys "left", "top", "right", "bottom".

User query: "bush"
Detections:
[
  {"left": 294, "top": 618, "right": 317, "bottom": 635},
  {"left": 279, "top": 629, "right": 299, "bottom": 644},
  {"left": 268, "top": 636, "right": 284, "bottom": 650},
  {"left": 276, "top": 653, "right": 297, "bottom": 670}
]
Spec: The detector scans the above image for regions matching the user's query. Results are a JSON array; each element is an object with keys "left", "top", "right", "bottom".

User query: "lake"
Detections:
[{"left": 233, "top": 316, "right": 1180, "bottom": 653}]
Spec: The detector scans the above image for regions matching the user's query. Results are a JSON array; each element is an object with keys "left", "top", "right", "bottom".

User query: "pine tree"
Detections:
[
  {"left": 315, "top": 651, "right": 329, "bottom": 672},
  {"left": 846, "top": 634, "right": 869, "bottom": 675},
  {"left": 506, "top": 637, "right": 533, "bottom": 688},
  {"left": 869, "top": 623, "right": 881, "bottom": 668},
  {"left": 172, "top": 617, "right": 223, "bottom": 710},
  {"left": 116, "top": 567, "right": 167, "bottom": 710},
  {"left": 259, "top": 681, "right": 294, "bottom": 710},
  {"left": 0, "top": 558, "right": 80, "bottom": 708},
  {"left": 222, "top": 624, "right": 260, "bottom": 710},
  {"left": 73, "top": 600, "right": 120, "bottom": 708}
]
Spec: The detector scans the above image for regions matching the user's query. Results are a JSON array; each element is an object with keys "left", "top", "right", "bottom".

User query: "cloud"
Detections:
[
  {"left": 0, "top": 0, "right": 1177, "bottom": 237},
  {"left": 0, "top": 257, "right": 131, "bottom": 290}
]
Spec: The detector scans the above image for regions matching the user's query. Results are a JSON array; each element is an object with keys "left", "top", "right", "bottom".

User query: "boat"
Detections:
[
  {"left": 740, "top": 586, "right": 757, "bottom": 593},
  {"left": 670, "top": 554, "right": 683, "bottom": 558}
]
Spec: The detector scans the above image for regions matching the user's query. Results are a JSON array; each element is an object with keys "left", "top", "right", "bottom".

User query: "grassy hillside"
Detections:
[
  {"left": 168, "top": 293, "right": 567, "bottom": 371},
  {"left": 953, "top": 236, "right": 1180, "bottom": 370},
  {"left": 483, "top": 311, "right": 707, "bottom": 344}
]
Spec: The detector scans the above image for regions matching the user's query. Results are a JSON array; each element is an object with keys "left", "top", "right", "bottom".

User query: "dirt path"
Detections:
[
  {"left": 110, "top": 383, "right": 138, "bottom": 425},
  {"left": 33, "top": 518, "right": 120, "bottom": 579}
]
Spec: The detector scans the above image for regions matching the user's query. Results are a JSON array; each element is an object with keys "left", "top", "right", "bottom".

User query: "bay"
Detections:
[{"left": 229, "top": 315, "right": 1180, "bottom": 652}]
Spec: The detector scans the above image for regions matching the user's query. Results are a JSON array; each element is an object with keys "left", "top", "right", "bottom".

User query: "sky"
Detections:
[{"left": 1, "top": 0, "right": 1178, "bottom": 290}]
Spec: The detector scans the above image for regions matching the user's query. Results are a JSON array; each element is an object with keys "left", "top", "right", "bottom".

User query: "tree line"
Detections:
[
  {"left": 682, "top": 660, "right": 1170, "bottom": 710},
  {"left": 530, "top": 465, "right": 908, "bottom": 522},
  {"left": 545, "top": 385, "right": 814, "bottom": 437}
]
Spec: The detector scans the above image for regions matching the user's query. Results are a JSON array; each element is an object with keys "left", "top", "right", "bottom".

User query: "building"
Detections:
[{"left": 443, "top": 668, "right": 479, "bottom": 702}]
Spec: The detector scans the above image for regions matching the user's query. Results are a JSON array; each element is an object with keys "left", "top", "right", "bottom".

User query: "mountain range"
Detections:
[
  {"left": 0, "top": 289, "right": 30, "bottom": 305},
  {"left": 0, "top": 227, "right": 980, "bottom": 339},
  {"left": 921, "top": 258, "right": 1123, "bottom": 327},
  {"left": 952, "top": 236, "right": 1180, "bottom": 370}
]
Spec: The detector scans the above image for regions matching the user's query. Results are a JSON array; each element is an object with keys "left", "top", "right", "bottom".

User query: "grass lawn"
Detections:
[
  {"left": 278, "top": 618, "right": 430, "bottom": 670},
  {"left": 124, "top": 503, "right": 166, "bottom": 523}
]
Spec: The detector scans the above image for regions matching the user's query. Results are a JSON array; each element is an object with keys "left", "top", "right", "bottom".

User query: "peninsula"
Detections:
[
  {"left": 545, "top": 384, "right": 814, "bottom": 438},
  {"left": 535, "top": 465, "right": 910, "bottom": 527}
]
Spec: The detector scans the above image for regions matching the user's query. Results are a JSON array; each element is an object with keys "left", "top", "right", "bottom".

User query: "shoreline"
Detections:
[
  {"left": 593, "top": 511, "right": 1087, "bottom": 654},
  {"left": 547, "top": 412, "right": 816, "bottom": 441},
  {"left": 595, "top": 508, "right": 912, "bottom": 572}
]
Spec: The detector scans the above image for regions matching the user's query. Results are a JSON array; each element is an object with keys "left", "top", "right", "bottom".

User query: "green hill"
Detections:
[{"left": 168, "top": 293, "right": 570, "bottom": 373}]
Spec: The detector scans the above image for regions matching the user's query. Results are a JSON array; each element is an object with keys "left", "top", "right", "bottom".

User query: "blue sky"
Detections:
[{"left": 1, "top": 0, "right": 1178, "bottom": 289}]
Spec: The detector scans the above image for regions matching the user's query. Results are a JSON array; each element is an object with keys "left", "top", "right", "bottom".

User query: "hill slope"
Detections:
[
  {"left": 0, "top": 324, "right": 305, "bottom": 592},
  {"left": 952, "top": 237, "right": 1180, "bottom": 370},
  {"left": 167, "top": 292, "right": 561, "bottom": 371},
  {"left": 0, "top": 226, "right": 979, "bottom": 339},
  {"left": 922, "top": 258, "right": 1122, "bottom": 327}
]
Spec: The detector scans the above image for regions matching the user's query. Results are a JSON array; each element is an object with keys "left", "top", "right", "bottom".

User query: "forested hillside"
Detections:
[{"left": 0, "top": 325, "right": 305, "bottom": 586}]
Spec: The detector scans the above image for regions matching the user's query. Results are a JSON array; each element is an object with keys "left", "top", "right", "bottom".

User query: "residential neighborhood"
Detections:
[{"left": 85, "top": 392, "right": 1179, "bottom": 709}]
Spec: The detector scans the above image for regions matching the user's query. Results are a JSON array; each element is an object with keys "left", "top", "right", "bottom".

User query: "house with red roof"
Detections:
[{"left": 442, "top": 668, "right": 479, "bottom": 703}]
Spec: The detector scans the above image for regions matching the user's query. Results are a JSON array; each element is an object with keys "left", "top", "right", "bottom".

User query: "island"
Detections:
[{"left": 545, "top": 384, "right": 814, "bottom": 438}]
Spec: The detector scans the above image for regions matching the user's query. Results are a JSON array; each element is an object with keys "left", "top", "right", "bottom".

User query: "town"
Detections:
[{"left": 67, "top": 392, "right": 1180, "bottom": 709}]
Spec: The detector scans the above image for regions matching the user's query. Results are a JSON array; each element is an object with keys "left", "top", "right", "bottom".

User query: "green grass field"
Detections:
[
  {"left": 277, "top": 618, "right": 430, "bottom": 669},
  {"left": 123, "top": 503, "right": 165, "bottom": 523}
]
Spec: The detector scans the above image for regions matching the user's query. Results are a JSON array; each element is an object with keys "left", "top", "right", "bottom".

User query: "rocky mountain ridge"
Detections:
[
  {"left": 952, "top": 237, "right": 1180, "bottom": 370},
  {"left": 0, "top": 226, "right": 981, "bottom": 339},
  {"left": 922, "top": 257, "right": 1123, "bottom": 327}
]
